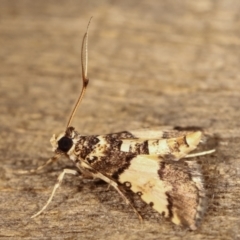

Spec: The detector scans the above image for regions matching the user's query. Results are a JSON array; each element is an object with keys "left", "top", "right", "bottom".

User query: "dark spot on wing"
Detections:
[
  {"left": 174, "top": 126, "right": 203, "bottom": 132},
  {"left": 158, "top": 161, "right": 166, "bottom": 180},
  {"left": 134, "top": 140, "right": 149, "bottom": 154},
  {"left": 124, "top": 182, "right": 132, "bottom": 188},
  {"left": 149, "top": 202, "right": 154, "bottom": 207},
  {"left": 137, "top": 192, "right": 143, "bottom": 197},
  {"left": 166, "top": 192, "right": 173, "bottom": 219}
]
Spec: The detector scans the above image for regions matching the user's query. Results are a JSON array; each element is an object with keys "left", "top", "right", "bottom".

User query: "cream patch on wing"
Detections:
[
  {"left": 118, "top": 155, "right": 172, "bottom": 217},
  {"left": 130, "top": 129, "right": 167, "bottom": 139},
  {"left": 118, "top": 154, "right": 205, "bottom": 229}
]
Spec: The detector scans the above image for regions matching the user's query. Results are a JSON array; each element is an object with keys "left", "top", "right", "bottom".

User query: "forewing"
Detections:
[
  {"left": 120, "top": 131, "right": 202, "bottom": 160},
  {"left": 104, "top": 128, "right": 203, "bottom": 140}
]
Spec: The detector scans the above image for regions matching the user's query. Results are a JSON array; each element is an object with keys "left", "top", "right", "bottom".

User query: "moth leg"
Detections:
[
  {"left": 17, "top": 155, "right": 60, "bottom": 174},
  {"left": 31, "top": 168, "right": 79, "bottom": 218},
  {"left": 185, "top": 149, "right": 215, "bottom": 158},
  {"left": 92, "top": 171, "right": 143, "bottom": 223}
]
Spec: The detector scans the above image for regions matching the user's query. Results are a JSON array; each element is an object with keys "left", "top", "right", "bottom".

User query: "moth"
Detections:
[{"left": 28, "top": 19, "right": 214, "bottom": 230}]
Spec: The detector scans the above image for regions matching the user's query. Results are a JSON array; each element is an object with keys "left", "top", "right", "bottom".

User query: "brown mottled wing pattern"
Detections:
[{"left": 76, "top": 130, "right": 205, "bottom": 229}]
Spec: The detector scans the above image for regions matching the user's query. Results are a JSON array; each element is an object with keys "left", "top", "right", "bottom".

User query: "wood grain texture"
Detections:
[{"left": 0, "top": 0, "right": 239, "bottom": 239}]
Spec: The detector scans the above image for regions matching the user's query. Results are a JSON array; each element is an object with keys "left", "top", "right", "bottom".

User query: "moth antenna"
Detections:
[{"left": 66, "top": 17, "right": 93, "bottom": 128}]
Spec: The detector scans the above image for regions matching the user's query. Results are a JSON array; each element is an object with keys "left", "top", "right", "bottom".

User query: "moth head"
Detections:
[{"left": 50, "top": 127, "right": 76, "bottom": 154}]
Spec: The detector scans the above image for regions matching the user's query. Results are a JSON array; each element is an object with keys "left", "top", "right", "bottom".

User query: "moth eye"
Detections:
[{"left": 58, "top": 136, "right": 73, "bottom": 152}]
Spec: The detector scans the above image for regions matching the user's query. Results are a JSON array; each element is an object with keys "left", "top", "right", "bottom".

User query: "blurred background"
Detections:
[{"left": 0, "top": 0, "right": 240, "bottom": 239}]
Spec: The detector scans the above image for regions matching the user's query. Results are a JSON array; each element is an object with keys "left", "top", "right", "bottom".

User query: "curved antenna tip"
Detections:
[{"left": 66, "top": 18, "right": 93, "bottom": 128}]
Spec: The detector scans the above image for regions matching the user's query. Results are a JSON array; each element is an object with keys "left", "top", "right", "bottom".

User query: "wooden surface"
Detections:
[{"left": 0, "top": 0, "right": 240, "bottom": 239}]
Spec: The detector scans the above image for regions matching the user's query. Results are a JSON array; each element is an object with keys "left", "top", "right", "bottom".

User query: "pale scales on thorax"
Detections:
[{"left": 26, "top": 18, "right": 215, "bottom": 230}]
